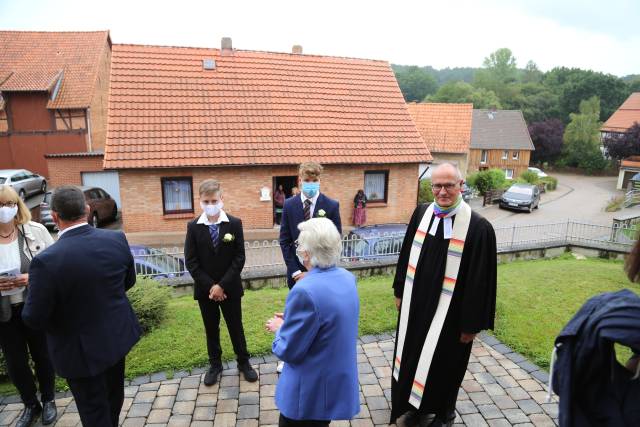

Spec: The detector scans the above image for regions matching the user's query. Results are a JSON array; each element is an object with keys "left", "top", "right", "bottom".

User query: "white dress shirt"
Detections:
[
  {"left": 300, "top": 191, "right": 320, "bottom": 218},
  {"left": 57, "top": 222, "right": 89, "bottom": 238},
  {"left": 197, "top": 210, "right": 230, "bottom": 226}
]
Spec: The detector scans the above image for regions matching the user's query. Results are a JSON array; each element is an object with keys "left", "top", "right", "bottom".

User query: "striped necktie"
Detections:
[
  {"left": 208, "top": 224, "right": 219, "bottom": 247},
  {"left": 304, "top": 199, "right": 312, "bottom": 221}
]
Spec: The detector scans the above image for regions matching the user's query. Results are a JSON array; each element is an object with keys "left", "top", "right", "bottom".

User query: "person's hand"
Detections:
[
  {"left": 209, "top": 284, "right": 226, "bottom": 302},
  {"left": 293, "top": 272, "right": 307, "bottom": 282},
  {"left": 0, "top": 276, "right": 16, "bottom": 291},
  {"left": 0, "top": 274, "right": 27, "bottom": 290},
  {"left": 274, "top": 312, "right": 284, "bottom": 319},
  {"left": 460, "top": 332, "right": 477, "bottom": 344},
  {"left": 265, "top": 315, "right": 284, "bottom": 333},
  {"left": 626, "top": 355, "right": 640, "bottom": 375},
  {"left": 395, "top": 297, "right": 402, "bottom": 311}
]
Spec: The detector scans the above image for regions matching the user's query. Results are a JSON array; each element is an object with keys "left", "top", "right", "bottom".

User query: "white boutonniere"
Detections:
[
  {"left": 222, "top": 233, "right": 235, "bottom": 243},
  {"left": 317, "top": 209, "right": 326, "bottom": 217}
]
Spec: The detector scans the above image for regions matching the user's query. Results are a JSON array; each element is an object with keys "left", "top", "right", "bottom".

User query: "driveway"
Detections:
[{"left": 475, "top": 173, "right": 633, "bottom": 227}]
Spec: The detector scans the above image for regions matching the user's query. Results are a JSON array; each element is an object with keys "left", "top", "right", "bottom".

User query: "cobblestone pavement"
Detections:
[{"left": 0, "top": 333, "right": 558, "bottom": 426}]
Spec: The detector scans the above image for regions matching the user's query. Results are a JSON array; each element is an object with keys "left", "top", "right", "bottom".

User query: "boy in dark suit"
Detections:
[
  {"left": 184, "top": 179, "right": 257, "bottom": 385},
  {"left": 279, "top": 162, "right": 342, "bottom": 289}
]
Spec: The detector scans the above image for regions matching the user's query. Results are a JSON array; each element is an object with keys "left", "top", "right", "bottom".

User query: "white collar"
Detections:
[
  {"left": 58, "top": 222, "right": 89, "bottom": 238},
  {"left": 197, "top": 210, "right": 229, "bottom": 226},
  {"left": 300, "top": 191, "right": 320, "bottom": 205}
]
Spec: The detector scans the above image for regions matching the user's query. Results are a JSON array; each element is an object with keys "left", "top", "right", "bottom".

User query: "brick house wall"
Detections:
[
  {"left": 88, "top": 40, "right": 111, "bottom": 151},
  {"left": 119, "top": 163, "right": 419, "bottom": 233},
  {"left": 46, "top": 155, "right": 105, "bottom": 187},
  {"left": 429, "top": 153, "right": 469, "bottom": 178},
  {"left": 468, "top": 149, "right": 531, "bottom": 179}
]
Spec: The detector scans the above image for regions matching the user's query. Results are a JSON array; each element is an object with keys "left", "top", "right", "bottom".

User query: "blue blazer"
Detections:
[
  {"left": 273, "top": 266, "right": 360, "bottom": 421},
  {"left": 23, "top": 225, "right": 141, "bottom": 379},
  {"left": 279, "top": 193, "right": 342, "bottom": 288}
]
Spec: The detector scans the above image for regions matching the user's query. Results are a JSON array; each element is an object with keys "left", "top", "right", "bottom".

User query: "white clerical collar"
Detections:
[
  {"left": 300, "top": 191, "right": 320, "bottom": 205},
  {"left": 197, "top": 210, "right": 230, "bottom": 226},
  {"left": 57, "top": 222, "right": 89, "bottom": 238}
]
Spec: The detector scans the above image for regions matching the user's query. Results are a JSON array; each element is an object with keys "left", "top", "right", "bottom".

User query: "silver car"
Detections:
[{"left": 0, "top": 169, "right": 47, "bottom": 200}]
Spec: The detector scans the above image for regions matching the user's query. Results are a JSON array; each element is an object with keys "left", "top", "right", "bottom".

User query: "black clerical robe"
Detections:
[{"left": 391, "top": 203, "right": 497, "bottom": 422}]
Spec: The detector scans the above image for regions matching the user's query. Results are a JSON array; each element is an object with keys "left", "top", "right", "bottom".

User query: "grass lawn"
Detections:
[{"left": 0, "top": 255, "right": 637, "bottom": 395}]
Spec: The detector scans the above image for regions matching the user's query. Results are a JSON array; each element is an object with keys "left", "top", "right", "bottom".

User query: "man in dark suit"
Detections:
[
  {"left": 22, "top": 186, "right": 141, "bottom": 427},
  {"left": 280, "top": 162, "right": 342, "bottom": 289},
  {"left": 184, "top": 179, "right": 258, "bottom": 386}
]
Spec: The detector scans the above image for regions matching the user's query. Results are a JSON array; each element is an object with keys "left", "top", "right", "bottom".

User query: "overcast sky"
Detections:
[{"left": 1, "top": 0, "right": 638, "bottom": 76}]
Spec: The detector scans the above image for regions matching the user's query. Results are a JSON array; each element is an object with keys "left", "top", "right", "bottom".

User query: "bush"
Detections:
[
  {"left": 467, "top": 169, "right": 508, "bottom": 195},
  {"left": 128, "top": 277, "right": 172, "bottom": 334},
  {"left": 540, "top": 176, "right": 558, "bottom": 191},
  {"left": 605, "top": 195, "right": 624, "bottom": 212},
  {"left": 518, "top": 170, "right": 540, "bottom": 185},
  {"left": 578, "top": 150, "right": 610, "bottom": 174},
  {"left": 418, "top": 179, "right": 434, "bottom": 204}
]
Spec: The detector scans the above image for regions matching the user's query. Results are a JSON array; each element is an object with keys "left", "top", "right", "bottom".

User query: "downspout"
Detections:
[
  {"left": 86, "top": 107, "right": 93, "bottom": 152},
  {"left": 417, "top": 164, "right": 431, "bottom": 205}
]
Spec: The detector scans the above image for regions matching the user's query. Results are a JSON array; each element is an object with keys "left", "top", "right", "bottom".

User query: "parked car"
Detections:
[
  {"left": 0, "top": 169, "right": 47, "bottom": 200},
  {"left": 343, "top": 223, "right": 407, "bottom": 261},
  {"left": 462, "top": 183, "right": 473, "bottom": 202},
  {"left": 130, "top": 245, "right": 189, "bottom": 278},
  {"left": 499, "top": 183, "right": 540, "bottom": 213},
  {"left": 38, "top": 186, "right": 118, "bottom": 229},
  {"left": 528, "top": 167, "right": 548, "bottom": 178}
]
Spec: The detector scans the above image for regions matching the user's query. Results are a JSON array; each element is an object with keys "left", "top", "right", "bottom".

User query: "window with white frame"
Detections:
[
  {"left": 512, "top": 151, "right": 520, "bottom": 160},
  {"left": 505, "top": 169, "right": 514, "bottom": 180},
  {"left": 480, "top": 150, "right": 488, "bottom": 164},
  {"left": 502, "top": 150, "right": 508, "bottom": 160},
  {"left": 161, "top": 177, "right": 193, "bottom": 214},
  {"left": 364, "top": 171, "right": 388, "bottom": 202}
]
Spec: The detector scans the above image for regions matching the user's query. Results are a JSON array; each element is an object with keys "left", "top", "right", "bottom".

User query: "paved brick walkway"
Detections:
[{"left": 0, "top": 333, "right": 558, "bottom": 426}]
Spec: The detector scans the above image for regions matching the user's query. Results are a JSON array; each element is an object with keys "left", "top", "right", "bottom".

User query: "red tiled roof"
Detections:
[
  {"left": 0, "top": 31, "right": 110, "bottom": 109},
  {"left": 406, "top": 102, "right": 473, "bottom": 154},
  {"left": 602, "top": 93, "right": 640, "bottom": 132},
  {"left": 104, "top": 44, "right": 430, "bottom": 169}
]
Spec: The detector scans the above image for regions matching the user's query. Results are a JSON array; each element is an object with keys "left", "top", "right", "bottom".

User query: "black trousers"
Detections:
[
  {"left": 66, "top": 358, "right": 125, "bottom": 427},
  {"left": 198, "top": 298, "right": 250, "bottom": 365},
  {"left": 279, "top": 414, "right": 330, "bottom": 426},
  {"left": 0, "top": 304, "right": 55, "bottom": 406}
]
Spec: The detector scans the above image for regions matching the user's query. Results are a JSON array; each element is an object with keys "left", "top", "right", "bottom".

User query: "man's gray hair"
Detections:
[
  {"left": 297, "top": 218, "right": 342, "bottom": 268},
  {"left": 432, "top": 162, "right": 463, "bottom": 181},
  {"left": 51, "top": 186, "right": 87, "bottom": 221}
]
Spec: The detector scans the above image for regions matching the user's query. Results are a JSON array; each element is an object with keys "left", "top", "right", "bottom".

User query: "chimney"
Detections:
[
  {"left": 221, "top": 37, "right": 233, "bottom": 55},
  {"left": 292, "top": 45, "right": 303, "bottom": 54}
]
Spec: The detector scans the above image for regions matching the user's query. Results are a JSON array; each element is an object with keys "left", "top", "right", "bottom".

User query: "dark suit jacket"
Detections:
[
  {"left": 184, "top": 214, "right": 246, "bottom": 300},
  {"left": 22, "top": 225, "right": 141, "bottom": 379},
  {"left": 279, "top": 193, "right": 342, "bottom": 287}
]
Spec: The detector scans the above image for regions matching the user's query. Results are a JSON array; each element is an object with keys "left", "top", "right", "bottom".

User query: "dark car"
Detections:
[
  {"left": 343, "top": 223, "right": 408, "bottom": 261},
  {"left": 39, "top": 186, "right": 118, "bottom": 230},
  {"left": 130, "top": 245, "right": 189, "bottom": 278},
  {"left": 499, "top": 183, "right": 540, "bottom": 213}
]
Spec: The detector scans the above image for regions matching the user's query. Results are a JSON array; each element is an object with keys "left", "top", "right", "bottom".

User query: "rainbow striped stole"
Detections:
[{"left": 393, "top": 201, "right": 472, "bottom": 409}]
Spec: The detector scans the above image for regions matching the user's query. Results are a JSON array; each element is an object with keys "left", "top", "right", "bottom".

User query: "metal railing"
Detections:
[
  {"left": 624, "top": 189, "right": 640, "bottom": 208},
  {"left": 132, "top": 221, "right": 638, "bottom": 278}
]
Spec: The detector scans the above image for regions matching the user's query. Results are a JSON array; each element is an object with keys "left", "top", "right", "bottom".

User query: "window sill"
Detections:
[
  {"left": 163, "top": 212, "right": 194, "bottom": 220},
  {"left": 367, "top": 202, "right": 387, "bottom": 208}
]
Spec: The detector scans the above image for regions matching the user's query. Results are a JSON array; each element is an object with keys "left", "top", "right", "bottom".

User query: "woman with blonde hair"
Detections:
[{"left": 0, "top": 185, "right": 57, "bottom": 426}]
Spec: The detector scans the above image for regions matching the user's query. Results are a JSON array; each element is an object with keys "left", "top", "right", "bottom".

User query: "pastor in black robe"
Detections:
[{"left": 391, "top": 203, "right": 497, "bottom": 423}]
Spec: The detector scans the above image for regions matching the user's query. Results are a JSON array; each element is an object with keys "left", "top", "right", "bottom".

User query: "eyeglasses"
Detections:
[
  {"left": 431, "top": 183, "right": 460, "bottom": 192},
  {"left": 0, "top": 201, "right": 17, "bottom": 208}
]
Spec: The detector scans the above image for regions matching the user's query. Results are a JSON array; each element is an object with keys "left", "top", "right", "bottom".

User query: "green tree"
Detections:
[
  {"left": 394, "top": 66, "right": 439, "bottom": 102},
  {"left": 474, "top": 48, "right": 518, "bottom": 102},
  {"left": 562, "top": 96, "right": 608, "bottom": 173},
  {"left": 504, "top": 82, "right": 560, "bottom": 123},
  {"left": 428, "top": 81, "right": 501, "bottom": 109},
  {"left": 521, "top": 60, "right": 543, "bottom": 84}
]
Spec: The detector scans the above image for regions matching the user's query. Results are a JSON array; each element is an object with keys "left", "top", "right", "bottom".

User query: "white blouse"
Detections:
[{"left": 0, "top": 238, "right": 24, "bottom": 304}]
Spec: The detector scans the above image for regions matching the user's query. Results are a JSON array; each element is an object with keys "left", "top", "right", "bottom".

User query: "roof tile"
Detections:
[
  {"left": 602, "top": 93, "right": 640, "bottom": 132},
  {"left": 406, "top": 102, "right": 472, "bottom": 154},
  {"left": 105, "top": 44, "right": 430, "bottom": 168}
]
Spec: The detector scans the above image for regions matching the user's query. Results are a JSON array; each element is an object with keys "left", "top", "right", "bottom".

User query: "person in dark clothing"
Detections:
[
  {"left": 184, "top": 179, "right": 258, "bottom": 386},
  {"left": 391, "top": 163, "right": 497, "bottom": 427}
]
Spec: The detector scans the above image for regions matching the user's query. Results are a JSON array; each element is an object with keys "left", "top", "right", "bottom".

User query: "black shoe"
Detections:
[
  {"left": 397, "top": 410, "right": 419, "bottom": 427},
  {"left": 16, "top": 403, "right": 41, "bottom": 427},
  {"left": 238, "top": 362, "right": 258, "bottom": 382},
  {"left": 418, "top": 413, "right": 438, "bottom": 427},
  {"left": 41, "top": 400, "right": 57, "bottom": 425},
  {"left": 203, "top": 364, "right": 223, "bottom": 386}
]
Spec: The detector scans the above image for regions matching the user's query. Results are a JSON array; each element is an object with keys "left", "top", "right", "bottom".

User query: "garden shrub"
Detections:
[
  {"left": 128, "top": 277, "right": 172, "bottom": 334},
  {"left": 418, "top": 179, "right": 434, "bottom": 204},
  {"left": 519, "top": 170, "right": 539, "bottom": 185},
  {"left": 540, "top": 176, "right": 558, "bottom": 190},
  {"left": 467, "top": 169, "right": 507, "bottom": 195}
]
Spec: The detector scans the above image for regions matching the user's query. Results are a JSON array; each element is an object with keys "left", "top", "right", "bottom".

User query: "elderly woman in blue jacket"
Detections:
[{"left": 266, "top": 217, "right": 360, "bottom": 426}]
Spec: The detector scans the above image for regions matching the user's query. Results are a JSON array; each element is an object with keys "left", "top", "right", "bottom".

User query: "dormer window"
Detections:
[{"left": 55, "top": 109, "right": 86, "bottom": 130}]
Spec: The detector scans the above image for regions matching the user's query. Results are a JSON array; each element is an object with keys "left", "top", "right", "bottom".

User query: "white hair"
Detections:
[
  {"left": 432, "top": 162, "right": 463, "bottom": 181},
  {"left": 297, "top": 218, "right": 342, "bottom": 268}
]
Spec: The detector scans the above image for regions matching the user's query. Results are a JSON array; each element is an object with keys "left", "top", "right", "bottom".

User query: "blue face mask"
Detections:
[{"left": 301, "top": 182, "right": 320, "bottom": 198}]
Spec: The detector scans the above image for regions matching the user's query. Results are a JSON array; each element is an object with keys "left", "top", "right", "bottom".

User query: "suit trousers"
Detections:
[
  {"left": 198, "top": 298, "right": 250, "bottom": 365},
  {"left": 279, "top": 414, "right": 330, "bottom": 426},
  {"left": 0, "top": 304, "right": 55, "bottom": 406},
  {"left": 66, "top": 358, "right": 125, "bottom": 427}
]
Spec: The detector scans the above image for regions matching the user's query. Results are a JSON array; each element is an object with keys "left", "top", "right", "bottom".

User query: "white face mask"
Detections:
[
  {"left": 200, "top": 201, "right": 223, "bottom": 217},
  {"left": 0, "top": 206, "right": 18, "bottom": 224}
]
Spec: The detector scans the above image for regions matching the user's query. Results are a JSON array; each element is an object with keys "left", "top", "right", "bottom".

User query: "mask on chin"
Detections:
[
  {"left": 0, "top": 206, "right": 18, "bottom": 224},
  {"left": 200, "top": 201, "right": 223, "bottom": 217},
  {"left": 301, "top": 182, "right": 320, "bottom": 198}
]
